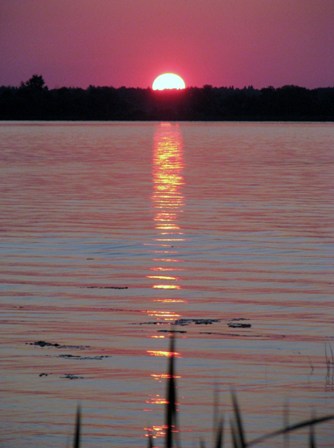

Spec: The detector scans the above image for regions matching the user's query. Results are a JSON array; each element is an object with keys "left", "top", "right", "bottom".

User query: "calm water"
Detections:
[{"left": 0, "top": 121, "right": 334, "bottom": 448}]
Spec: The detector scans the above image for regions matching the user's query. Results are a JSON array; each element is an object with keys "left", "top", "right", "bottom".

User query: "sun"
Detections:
[{"left": 152, "top": 73, "right": 186, "bottom": 91}]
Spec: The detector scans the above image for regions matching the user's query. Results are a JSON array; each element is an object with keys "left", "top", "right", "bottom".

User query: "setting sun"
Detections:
[{"left": 152, "top": 73, "right": 186, "bottom": 91}]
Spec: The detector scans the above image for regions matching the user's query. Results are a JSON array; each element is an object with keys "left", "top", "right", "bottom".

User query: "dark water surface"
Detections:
[{"left": 0, "top": 122, "right": 334, "bottom": 447}]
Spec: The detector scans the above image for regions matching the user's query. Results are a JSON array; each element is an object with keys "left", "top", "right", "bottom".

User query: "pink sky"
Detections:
[{"left": 1, "top": 0, "right": 333, "bottom": 89}]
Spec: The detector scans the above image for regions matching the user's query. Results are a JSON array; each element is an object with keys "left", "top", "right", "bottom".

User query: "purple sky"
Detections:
[{"left": 1, "top": 0, "right": 333, "bottom": 89}]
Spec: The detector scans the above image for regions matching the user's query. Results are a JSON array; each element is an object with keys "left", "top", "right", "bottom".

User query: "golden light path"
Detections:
[
  {"left": 148, "top": 122, "right": 185, "bottom": 310},
  {"left": 144, "top": 123, "right": 185, "bottom": 442}
]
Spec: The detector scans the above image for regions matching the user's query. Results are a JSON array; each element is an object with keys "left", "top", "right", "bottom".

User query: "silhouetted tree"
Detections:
[
  {"left": 20, "top": 74, "right": 48, "bottom": 91},
  {"left": 0, "top": 76, "right": 333, "bottom": 121}
]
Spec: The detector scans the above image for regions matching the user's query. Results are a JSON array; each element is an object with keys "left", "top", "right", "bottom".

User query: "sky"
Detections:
[{"left": 0, "top": 0, "right": 334, "bottom": 89}]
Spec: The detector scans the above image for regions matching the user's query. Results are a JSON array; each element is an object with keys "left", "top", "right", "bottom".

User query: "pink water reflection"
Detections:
[{"left": 1, "top": 122, "right": 334, "bottom": 448}]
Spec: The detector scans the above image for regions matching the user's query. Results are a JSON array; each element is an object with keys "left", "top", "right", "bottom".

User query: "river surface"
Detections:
[{"left": 0, "top": 121, "right": 334, "bottom": 447}]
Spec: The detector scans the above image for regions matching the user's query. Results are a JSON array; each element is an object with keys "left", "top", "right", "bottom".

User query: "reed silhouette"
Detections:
[{"left": 71, "top": 335, "right": 334, "bottom": 447}]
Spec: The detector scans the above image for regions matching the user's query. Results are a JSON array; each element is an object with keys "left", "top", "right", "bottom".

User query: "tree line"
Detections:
[{"left": 0, "top": 75, "right": 333, "bottom": 121}]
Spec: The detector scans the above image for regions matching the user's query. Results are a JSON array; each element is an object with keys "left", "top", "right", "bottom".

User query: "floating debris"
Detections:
[
  {"left": 27, "top": 341, "right": 90, "bottom": 350},
  {"left": 28, "top": 340, "right": 60, "bottom": 348},
  {"left": 136, "top": 321, "right": 167, "bottom": 326},
  {"left": 59, "top": 354, "right": 108, "bottom": 361},
  {"left": 61, "top": 374, "right": 84, "bottom": 380},
  {"left": 136, "top": 319, "right": 220, "bottom": 327},
  {"left": 200, "top": 331, "right": 287, "bottom": 340},
  {"left": 39, "top": 373, "right": 49, "bottom": 377},
  {"left": 174, "top": 318, "right": 221, "bottom": 326},
  {"left": 86, "top": 286, "right": 128, "bottom": 290},
  {"left": 200, "top": 331, "right": 241, "bottom": 337},
  {"left": 157, "top": 329, "right": 187, "bottom": 334},
  {"left": 230, "top": 318, "right": 250, "bottom": 322},
  {"left": 228, "top": 322, "right": 252, "bottom": 329}
]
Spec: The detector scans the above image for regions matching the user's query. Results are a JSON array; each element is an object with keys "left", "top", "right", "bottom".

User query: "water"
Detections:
[{"left": 0, "top": 121, "right": 334, "bottom": 447}]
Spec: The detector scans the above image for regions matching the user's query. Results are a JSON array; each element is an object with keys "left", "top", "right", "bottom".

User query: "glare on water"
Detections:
[{"left": 0, "top": 121, "right": 334, "bottom": 448}]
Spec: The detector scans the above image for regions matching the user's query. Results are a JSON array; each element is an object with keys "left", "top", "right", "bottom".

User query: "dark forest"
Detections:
[{"left": 1, "top": 75, "right": 333, "bottom": 121}]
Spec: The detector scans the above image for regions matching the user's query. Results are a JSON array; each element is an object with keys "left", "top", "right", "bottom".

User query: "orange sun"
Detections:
[{"left": 152, "top": 73, "right": 186, "bottom": 91}]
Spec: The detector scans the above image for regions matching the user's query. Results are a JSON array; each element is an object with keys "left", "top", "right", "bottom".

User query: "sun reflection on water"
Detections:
[
  {"left": 146, "top": 310, "right": 181, "bottom": 321},
  {"left": 146, "top": 122, "right": 186, "bottom": 308},
  {"left": 144, "top": 123, "right": 185, "bottom": 444}
]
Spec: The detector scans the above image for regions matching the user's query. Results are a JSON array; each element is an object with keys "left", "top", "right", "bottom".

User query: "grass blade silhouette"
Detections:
[
  {"left": 165, "top": 333, "right": 179, "bottom": 448},
  {"left": 73, "top": 406, "right": 81, "bottom": 448},
  {"left": 309, "top": 423, "right": 316, "bottom": 448},
  {"left": 231, "top": 391, "right": 246, "bottom": 448},
  {"left": 230, "top": 419, "right": 240, "bottom": 448},
  {"left": 309, "top": 410, "right": 316, "bottom": 448},
  {"left": 199, "top": 438, "right": 206, "bottom": 448},
  {"left": 147, "top": 432, "right": 154, "bottom": 448},
  {"left": 247, "top": 414, "right": 334, "bottom": 446},
  {"left": 211, "top": 383, "right": 224, "bottom": 448},
  {"left": 214, "top": 417, "right": 224, "bottom": 448}
]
